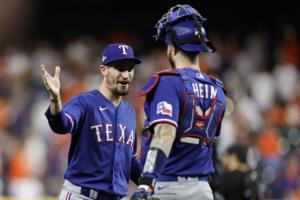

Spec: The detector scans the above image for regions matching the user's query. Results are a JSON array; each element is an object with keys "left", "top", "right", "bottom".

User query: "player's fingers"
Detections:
[
  {"left": 43, "top": 80, "right": 50, "bottom": 90},
  {"left": 43, "top": 73, "right": 54, "bottom": 87},
  {"left": 44, "top": 72, "right": 52, "bottom": 80},
  {"left": 41, "top": 67, "right": 48, "bottom": 84},
  {"left": 41, "top": 75, "right": 47, "bottom": 85},
  {"left": 54, "top": 65, "right": 60, "bottom": 79},
  {"left": 42, "top": 66, "right": 52, "bottom": 79},
  {"left": 42, "top": 75, "right": 50, "bottom": 90},
  {"left": 40, "top": 64, "right": 46, "bottom": 77},
  {"left": 40, "top": 65, "right": 55, "bottom": 92}
]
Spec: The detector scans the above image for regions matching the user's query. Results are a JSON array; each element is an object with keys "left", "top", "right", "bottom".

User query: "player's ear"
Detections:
[
  {"left": 168, "top": 44, "right": 176, "bottom": 56},
  {"left": 99, "top": 65, "right": 107, "bottom": 76},
  {"left": 172, "top": 44, "right": 180, "bottom": 55}
]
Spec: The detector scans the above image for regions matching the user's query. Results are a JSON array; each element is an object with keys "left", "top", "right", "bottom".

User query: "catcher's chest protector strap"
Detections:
[{"left": 138, "top": 69, "right": 180, "bottom": 97}]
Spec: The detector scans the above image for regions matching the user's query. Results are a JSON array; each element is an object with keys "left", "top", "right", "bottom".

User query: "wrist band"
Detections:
[
  {"left": 142, "top": 147, "right": 167, "bottom": 178},
  {"left": 139, "top": 177, "right": 156, "bottom": 188}
]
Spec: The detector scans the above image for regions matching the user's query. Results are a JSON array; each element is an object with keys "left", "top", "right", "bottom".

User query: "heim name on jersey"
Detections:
[{"left": 192, "top": 82, "right": 217, "bottom": 99}]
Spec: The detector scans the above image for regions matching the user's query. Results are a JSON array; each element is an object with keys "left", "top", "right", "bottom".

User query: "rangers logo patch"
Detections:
[{"left": 157, "top": 101, "right": 172, "bottom": 117}]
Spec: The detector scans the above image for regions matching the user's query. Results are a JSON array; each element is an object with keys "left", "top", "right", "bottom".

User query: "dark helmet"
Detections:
[{"left": 154, "top": 4, "right": 215, "bottom": 53}]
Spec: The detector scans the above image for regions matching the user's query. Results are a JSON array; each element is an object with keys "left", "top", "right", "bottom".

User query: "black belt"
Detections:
[
  {"left": 63, "top": 180, "right": 122, "bottom": 200},
  {"left": 80, "top": 187, "right": 121, "bottom": 200}
]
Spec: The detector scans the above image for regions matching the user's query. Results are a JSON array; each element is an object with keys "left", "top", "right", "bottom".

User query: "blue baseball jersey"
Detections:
[
  {"left": 45, "top": 89, "right": 140, "bottom": 196},
  {"left": 140, "top": 68, "right": 226, "bottom": 177}
]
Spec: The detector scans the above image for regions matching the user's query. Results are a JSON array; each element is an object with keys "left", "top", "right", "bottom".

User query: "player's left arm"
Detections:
[
  {"left": 130, "top": 123, "right": 176, "bottom": 200},
  {"left": 131, "top": 76, "right": 179, "bottom": 200},
  {"left": 151, "top": 123, "right": 176, "bottom": 156},
  {"left": 139, "top": 123, "right": 176, "bottom": 186}
]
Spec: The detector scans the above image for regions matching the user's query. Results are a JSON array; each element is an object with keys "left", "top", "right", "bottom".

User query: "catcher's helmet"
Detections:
[{"left": 154, "top": 4, "right": 215, "bottom": 53}]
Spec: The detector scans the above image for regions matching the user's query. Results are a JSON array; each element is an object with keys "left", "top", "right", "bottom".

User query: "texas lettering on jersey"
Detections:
[
  {"left": 45, "top": 89, "right": 139, "bottom": 195},
  {"left": 90, "top": 123, "right": 134, "bottom": 148}
]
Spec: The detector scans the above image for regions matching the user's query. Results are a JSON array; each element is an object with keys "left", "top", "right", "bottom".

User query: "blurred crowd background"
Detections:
[{"left": 0, "top": 0, "right": 299, "bottom": 199}]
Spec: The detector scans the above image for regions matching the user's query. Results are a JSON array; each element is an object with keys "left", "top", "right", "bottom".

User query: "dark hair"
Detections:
[{"left": 226, "top": 144, "right": 248, "bottom": 163}]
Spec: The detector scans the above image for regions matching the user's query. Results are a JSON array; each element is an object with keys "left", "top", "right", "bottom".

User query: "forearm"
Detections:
[
  {"left": 141, "top": 123, "right": 176, "bottom": 181},
  {"left": 150, "top": 123, "right": 176, "bottom": 157},
  {"left": 50, "top": 96, "right": 62, "bottom": 115}
]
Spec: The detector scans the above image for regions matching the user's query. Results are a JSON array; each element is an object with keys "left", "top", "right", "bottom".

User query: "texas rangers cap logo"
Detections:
[
  {"left": 101, "top": 43, "right": 141, "bottom": 65},
  {"left": 157, "top": 101, "right": 173, "bottom": 117},
  {"left": 119, "top": 45, "right": 128, "bottom": 55}
]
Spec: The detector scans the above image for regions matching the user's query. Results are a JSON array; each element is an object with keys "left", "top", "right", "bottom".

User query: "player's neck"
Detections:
[
  {"left": 175, "top": 62, "right": 201, "bottom": 71},
  {"left": 173, "top": 53, "right": 200, "bottom": 71},
  {"left": 98, "top": 84, "right": 122, "bottom": 106},
  {"left": 175, "top": 63, "right": 200, "bottom": 71}
]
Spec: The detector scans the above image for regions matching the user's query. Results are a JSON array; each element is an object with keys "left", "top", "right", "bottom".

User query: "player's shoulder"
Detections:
[
  {"left": 68, "top": 90, "right": 98, "bottom": 104},
  {"left": 76, "top": 90, "right": 98, "bottom": 99},
  {"left": 206, "top": 74, "right": 227, "bottom": 95},
  {"left": 180, "top": 68, "right": 227, "bottom": 95},
  {"left": 139, "top": 69, "right": 182, "bottom": 96},
  {"left": 147, "top": 69, "right": 182, "bottom": 85},
  {"left": 155, "top": 69, "right": 181, "bottom": 76}
]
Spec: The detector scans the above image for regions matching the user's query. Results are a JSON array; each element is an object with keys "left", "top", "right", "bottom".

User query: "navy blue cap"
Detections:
[{"left": 101, "top": 43, "right": 141, "bottom": 65}]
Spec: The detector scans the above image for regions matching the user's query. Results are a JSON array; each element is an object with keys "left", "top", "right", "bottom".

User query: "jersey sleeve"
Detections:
[
  {"left": 45, "top": 95, "right": 85, "bottom": 134},
  {"left": 145, "top": 76, "right": 182, "bottom": 129}
]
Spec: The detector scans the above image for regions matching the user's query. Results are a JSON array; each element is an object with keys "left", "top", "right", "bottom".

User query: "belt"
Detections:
[
  {"left": 63, "top": 180, "right": 121, "bottom": 200},
  {"left": 157, "top": 174, "right": 209, "bottom": 182}
]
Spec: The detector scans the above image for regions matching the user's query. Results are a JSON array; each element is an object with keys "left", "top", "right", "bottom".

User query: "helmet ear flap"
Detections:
[
  {"left": 191, "top": 14, "right": 216, "bottom": 53},
  {"left": 199, "top": 26, "right": 216, "bottom": 52}
]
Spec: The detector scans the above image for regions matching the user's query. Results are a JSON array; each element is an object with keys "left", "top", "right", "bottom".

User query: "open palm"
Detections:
[{"left": 41, "top": 65, "right": 61, "bottom": 99}]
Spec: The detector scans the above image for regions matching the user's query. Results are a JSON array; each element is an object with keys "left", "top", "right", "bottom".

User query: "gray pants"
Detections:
[
  {"left": 59, "top": 180, "right": 123, "bottom": 200},
  {"left": 153, "top": 179, "right": 214, "bottom": 200},
  {"left": 59, "top": 180, "right": 95, "bottom": 200}
]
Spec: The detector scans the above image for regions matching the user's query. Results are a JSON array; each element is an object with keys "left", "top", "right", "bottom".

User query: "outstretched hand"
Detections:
[{"left": 41, "top": 65, "right": 61, "bottom": 100}]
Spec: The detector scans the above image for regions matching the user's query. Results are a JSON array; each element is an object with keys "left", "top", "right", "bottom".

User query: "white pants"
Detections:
[{"left": 153, "top": 180, "right": 214, "bottom": 200}]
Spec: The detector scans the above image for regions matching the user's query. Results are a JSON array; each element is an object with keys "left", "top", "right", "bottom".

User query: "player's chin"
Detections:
[{"left": 116, "top": 87, "right": 129, "bottom": 96}]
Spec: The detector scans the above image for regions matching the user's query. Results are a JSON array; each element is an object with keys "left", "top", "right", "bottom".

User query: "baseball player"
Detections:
[
  {"left": 131, "top": 5, "right": 227, "bottom": 200},
  {"left": 41, "top": 43, "right": 142, "bottom": 200}
]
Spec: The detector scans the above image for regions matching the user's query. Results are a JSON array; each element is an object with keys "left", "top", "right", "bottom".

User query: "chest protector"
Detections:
[
  {"left": 140, "top": 69, "right": 226, "bottom": 146},
  {"left": 176, "top": 69, "right": 226, "bottom": 146}
]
